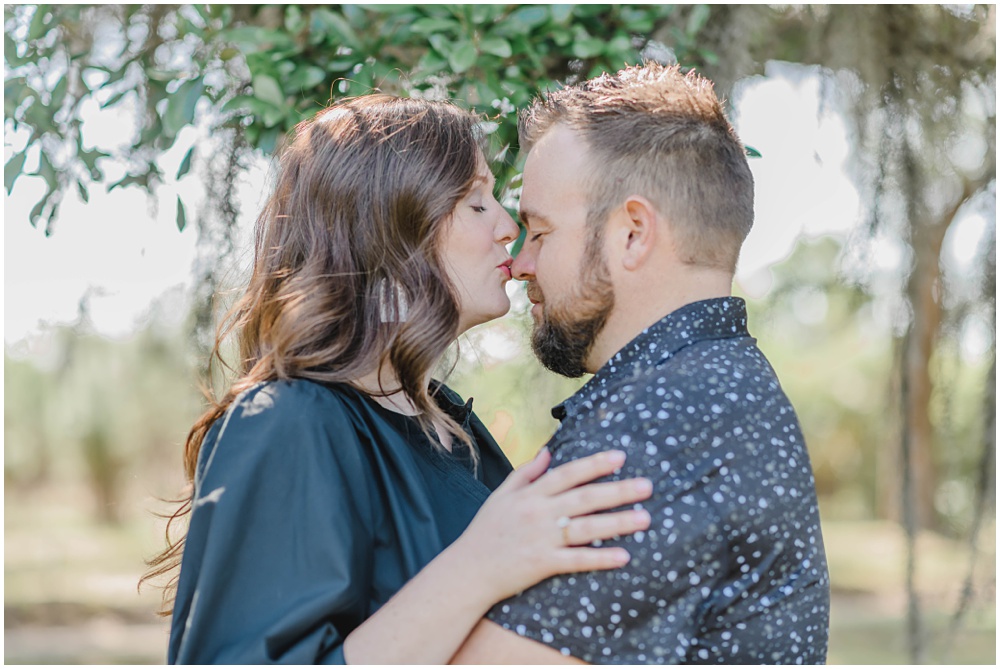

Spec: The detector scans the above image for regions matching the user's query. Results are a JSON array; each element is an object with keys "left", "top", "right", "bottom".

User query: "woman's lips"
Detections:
[{"left": 499, "top": 264, "right": 512, "bottom": 280}]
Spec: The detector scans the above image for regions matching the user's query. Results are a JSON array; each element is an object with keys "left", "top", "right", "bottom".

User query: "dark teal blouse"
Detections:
[{"left": 168, "top": 379, "right": 512, "bottom": 664}]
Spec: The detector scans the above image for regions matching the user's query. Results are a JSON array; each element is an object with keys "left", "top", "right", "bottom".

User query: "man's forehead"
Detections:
[
  {"left": 520, "top": 126, "right": 590, "bottom": 223},
  {"left": 528, "top": 124, "right": 590, "bottom": 162}
]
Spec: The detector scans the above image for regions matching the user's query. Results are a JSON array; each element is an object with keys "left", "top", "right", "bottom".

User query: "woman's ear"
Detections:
[{"left": 619, "top": 196, "right": 659, "bottom": 271}]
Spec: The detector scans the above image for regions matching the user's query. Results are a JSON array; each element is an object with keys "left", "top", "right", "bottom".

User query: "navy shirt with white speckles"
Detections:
[{"left": 488, "top": 297, "right": 830, "bottom": 664}]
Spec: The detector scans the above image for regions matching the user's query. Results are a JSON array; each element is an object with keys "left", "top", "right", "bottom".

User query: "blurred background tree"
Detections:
[{"left": 4, "top": 4, "right": 995, "bottom": 664}]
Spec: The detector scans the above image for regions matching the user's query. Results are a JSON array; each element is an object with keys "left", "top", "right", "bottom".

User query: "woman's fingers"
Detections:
[
  {"left": 563, "top": 508, "right": 651, "bottom": 547},
  {"left": 556, "top": 477, "right": 653, "bottom": 517},
  {"left": 531, "top": 450, "right": 627, "bottom": 496},
  {"left": 502, "top": 447, "right": 552, "bottom": 489},
  {"left": 554, "top": 546, "right": 633, "bottom": 573}
]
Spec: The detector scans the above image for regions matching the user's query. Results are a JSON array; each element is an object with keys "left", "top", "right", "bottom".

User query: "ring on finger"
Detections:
[{"left": 557, "top": 515, "right": 571, "bottom": 545}]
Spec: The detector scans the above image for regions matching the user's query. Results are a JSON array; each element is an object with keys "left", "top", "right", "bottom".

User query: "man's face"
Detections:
[{"left": 511, "top": 125, "right": 615, "bottom": 378}]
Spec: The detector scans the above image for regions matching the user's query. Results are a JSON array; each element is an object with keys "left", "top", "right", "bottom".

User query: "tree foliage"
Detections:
[{"left": 4, "top": 4, "right": 713, "bottom": 234}]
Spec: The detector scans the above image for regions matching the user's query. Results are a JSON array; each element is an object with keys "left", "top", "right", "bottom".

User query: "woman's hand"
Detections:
[
  {"left": 343, "top": 448, "right": 650, "bottom": 664},
  {"left": 451, "top": 448, "right": 652, "bottom": 603}
]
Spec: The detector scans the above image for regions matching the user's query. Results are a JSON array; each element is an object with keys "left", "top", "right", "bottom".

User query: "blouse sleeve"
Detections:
[{"left": 168, "top": 381, "right": 376, "bottom": 664}]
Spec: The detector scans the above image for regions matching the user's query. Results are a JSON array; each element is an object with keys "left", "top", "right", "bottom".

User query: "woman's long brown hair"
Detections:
[{"left": 142, "top": 95, "right": 486, "bottom": 615}]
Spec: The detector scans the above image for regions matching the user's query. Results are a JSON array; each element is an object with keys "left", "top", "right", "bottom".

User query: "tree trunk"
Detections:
[{"left": 902, "top": 212, "right": 948, "bottom": 529}]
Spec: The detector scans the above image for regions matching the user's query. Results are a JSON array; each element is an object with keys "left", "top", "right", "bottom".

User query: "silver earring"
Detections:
[{"left": 378, "top": 278, "right": 409, "bottom": 323}]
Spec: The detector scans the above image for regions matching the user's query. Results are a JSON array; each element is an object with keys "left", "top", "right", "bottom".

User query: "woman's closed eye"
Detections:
[{"left": 471, "top": 205, "right": 487, "bottom": 213}]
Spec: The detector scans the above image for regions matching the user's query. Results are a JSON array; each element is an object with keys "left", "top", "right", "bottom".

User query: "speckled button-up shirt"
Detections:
[{"left": 488, "top": 297, "right": 830, "bottom": 664}]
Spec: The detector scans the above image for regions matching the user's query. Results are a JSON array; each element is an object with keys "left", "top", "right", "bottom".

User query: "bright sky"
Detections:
[{"left": 3, "top": 62, "right": 989, "bottom": 348}]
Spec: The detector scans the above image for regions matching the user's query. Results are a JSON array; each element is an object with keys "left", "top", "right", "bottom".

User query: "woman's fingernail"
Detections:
[
  {"left": 607, "top": 450, "right": 626, "bottom": 464},
  {"left": 634, "top": 509, "right": 651, "bottom": 525},
  {"left": 615, "top": 549, "right": 631, "bottom": 565},
  {"left": 634, "top": 478, "right": 652, "bottom": 494}
]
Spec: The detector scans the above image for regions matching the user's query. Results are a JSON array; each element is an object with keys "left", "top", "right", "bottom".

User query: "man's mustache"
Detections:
[{"left": 525, "top": 282, "right": 544, "bottom": 305}]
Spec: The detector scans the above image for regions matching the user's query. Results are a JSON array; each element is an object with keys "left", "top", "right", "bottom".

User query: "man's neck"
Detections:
[{"left": 585, "top": 268, "right": 733, "bottom": 373}]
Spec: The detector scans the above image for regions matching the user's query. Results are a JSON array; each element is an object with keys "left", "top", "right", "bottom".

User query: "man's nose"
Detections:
[
  {"left": 497, "top": 208, "right": 519, "bottom": 245},
  {"left": 511, "top": 240, "right": 535, "bottom": 281}
]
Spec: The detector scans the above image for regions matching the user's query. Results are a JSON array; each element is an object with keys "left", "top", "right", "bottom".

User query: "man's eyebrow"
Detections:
[{"left": 518, "top": 207, "right": 550, "bottom": 229}]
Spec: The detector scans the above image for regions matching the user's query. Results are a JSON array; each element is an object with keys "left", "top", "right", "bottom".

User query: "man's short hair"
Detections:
[{"left": 519, "top": 63, "right": 754, "bottom": 272}]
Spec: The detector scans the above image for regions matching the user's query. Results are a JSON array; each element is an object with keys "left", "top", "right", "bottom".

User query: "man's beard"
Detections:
[{"left": 530, "top": 239, "right": 615, "bottom": 378}]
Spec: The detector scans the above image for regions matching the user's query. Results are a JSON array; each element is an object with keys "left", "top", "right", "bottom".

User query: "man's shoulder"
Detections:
[
  {"left": 638, "top": 334, "right": 785, "bottom": 401},
  {"left": 582, "top": 334, "right": 776, "bottom": 410},
  {"left": 548, "top": 334, "right": 795, "bottom": 461},
  {"left": 659, "top": 332, "right": 764, "bottom": 372}
]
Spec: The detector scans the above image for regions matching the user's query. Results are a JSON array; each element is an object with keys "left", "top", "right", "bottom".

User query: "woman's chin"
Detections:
[{"left": 460, "top": 300, "right": 512, "bottom": 333}]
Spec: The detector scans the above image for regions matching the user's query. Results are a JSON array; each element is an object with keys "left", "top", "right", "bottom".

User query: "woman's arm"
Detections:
[
  {"left": 343, "top": 448, "right": 652, "bottom": 664},
  {"left": 170, "top": 383, "right": 379, "bottom": 664}
]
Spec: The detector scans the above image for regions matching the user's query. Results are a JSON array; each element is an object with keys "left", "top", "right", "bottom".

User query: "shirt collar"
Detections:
[
  {"left": 430, "top": 380, "right": 475, "bottom": 429},
  {"left": 552, "top": 297, "right": 750, "bottom": 421}
]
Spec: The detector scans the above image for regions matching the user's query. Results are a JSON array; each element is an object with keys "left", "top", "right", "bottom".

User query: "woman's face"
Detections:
[{"left": 439, "top": 161, "right": 520, "bottom": 334}]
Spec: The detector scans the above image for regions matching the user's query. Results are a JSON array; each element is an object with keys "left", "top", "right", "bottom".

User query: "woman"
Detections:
[{"left": 146, "top": 95, "right": 653, "bottom": 664}]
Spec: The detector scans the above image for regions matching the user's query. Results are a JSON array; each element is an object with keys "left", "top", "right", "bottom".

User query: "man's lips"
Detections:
[{"left": 525, "top": 284, "right": 544, "bottom": 318}]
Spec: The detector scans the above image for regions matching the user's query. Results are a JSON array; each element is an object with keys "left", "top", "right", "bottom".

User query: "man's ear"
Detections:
[{"left": 619, "top": 195, "right": 659, "bottom": 271}]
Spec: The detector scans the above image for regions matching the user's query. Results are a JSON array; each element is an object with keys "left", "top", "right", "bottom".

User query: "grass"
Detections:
[
  {"left": 822, "top": 520, "right": 996, "bottom": 664},
  {"left": 5, "top": 482, "right": 996, "bottom": 664}
]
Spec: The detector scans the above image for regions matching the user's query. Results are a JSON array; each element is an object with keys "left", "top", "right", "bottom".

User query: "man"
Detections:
[{"left": 452, "top": 63, "right": 830, "bottom": 664}]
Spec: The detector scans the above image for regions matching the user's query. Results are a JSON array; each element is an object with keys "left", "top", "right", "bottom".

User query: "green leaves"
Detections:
[
  {"left": 411, "top": 17, "right": 460, "bottom": 35},
  {"left": 176, "top": 147, "right": 194, "bottom": 179},
  {"left": 28, "top": 196, "right": 46, "bottom": 228},
  {"left": 79, "top": 147, "right": 107, "bottom": 181},
  {"left": 100, "top": 89, "right": 130, "bottom": 110},
  {"left": 5, "top": 3, "right": 713, "bottom": 234},
  {"left": 4, "top": 32, "right": 22, "bottom": 66},
  {"left": 286, "top": 66, "right": 326, "bottom": 92},
  {"left": 572, "top": 37, "right": 605, "bottom": 59},
  {"left": 176, "top": 196, "right": 187, "bottom": 232},
  {"left": 507, "top": 5, "right": 549, "bottom": 31},
  {"left": 108, "top": 173, "right": 147, "bottom": 192},
  {"left": 35, "top": 150, "right": 57, "bottom": 189},
  {"left": 27, "top": 5, "right": 53, "bottom": 41},
  {"left": 309, "top": 8, "right": 360, "bottom": 49},
  {"left": 217, "top": 26, "right": 293, "bottom": 52},
  {"left": 163, "top": 77, "right": 204, "bottom": 138},
  {"left": 448, "top": 41, "right": 477, "bottom": 74},
  {"left": 686, "top": 5, "right": 711, "bottom": 37},
  {"left": 5, "top": 151, "right": 26, "bottom": 195},
  {"left": 251, "top": 74, "right": 284, "bottom": 109},
  {"left": 224, "top": 93, "right": 284, "bottom": 128},
  {"left": 480, "top": 37, "right": 512, "bottom": 59}
]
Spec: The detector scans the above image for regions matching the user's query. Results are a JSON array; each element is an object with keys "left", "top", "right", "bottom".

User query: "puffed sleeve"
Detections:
[{"left": 168, "top": 380, "right": 376, "bottom": 664}]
